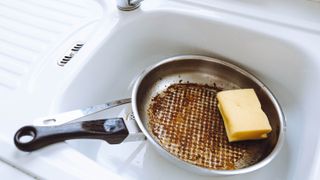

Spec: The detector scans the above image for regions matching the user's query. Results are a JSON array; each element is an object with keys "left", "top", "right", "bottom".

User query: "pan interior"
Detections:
[{"left": 134, "top": 57, "right": 280, "bottom": 171}]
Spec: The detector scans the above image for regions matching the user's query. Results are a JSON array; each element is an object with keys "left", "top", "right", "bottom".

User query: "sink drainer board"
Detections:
[{"left": 0, "top": 0, "right": 103, "bottom": 90}]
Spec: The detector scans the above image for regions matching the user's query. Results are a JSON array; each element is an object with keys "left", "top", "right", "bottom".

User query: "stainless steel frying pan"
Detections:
[{"left": 14, "top": 55, "right": 285, "bottom": 175}]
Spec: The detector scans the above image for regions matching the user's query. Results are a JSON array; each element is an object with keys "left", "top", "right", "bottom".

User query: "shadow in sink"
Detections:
[{"left": 53, "top": 11, "right": 319, "bottom": 179}]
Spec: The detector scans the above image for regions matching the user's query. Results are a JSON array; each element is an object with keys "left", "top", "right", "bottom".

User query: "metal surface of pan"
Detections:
[{"left": 132, "top": 55, "right": 285, "bottom": 175}]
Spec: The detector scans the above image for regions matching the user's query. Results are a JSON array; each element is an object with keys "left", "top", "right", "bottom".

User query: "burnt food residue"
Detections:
[{"left": 147, "top": 83, "right": 269, "bottom": 170}]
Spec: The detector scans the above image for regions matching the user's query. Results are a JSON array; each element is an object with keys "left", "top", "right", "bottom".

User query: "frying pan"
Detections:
[{"left": 14, "top": 55, "right": 285, "bottom": 175}]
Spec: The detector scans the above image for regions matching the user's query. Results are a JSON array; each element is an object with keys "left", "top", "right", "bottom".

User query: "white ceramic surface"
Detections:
[{"left": 1, "top": 0, "right": 320, "bottom": 179}]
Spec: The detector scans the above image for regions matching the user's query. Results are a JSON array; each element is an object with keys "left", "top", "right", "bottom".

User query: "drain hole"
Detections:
[{"left": 58, "top": 43, "right": 84, "bottom": 67}]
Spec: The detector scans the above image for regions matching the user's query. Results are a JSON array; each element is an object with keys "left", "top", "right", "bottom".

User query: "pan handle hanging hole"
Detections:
[{"left": 15, "top": 126, "right": 36, "bottom": 144}]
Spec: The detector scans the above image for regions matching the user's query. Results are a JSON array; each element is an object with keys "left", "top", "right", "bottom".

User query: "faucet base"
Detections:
[
  {"left": 117, "top": 4, "right": 141, "bottom": 11},
  {"left": 117, "top": 0, "right": 142, "bottom": 11}
]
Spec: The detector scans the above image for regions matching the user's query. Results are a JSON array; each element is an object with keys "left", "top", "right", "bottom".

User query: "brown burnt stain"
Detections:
[{"left": 147, "top": 83, "right": 269, "bottom": 170}]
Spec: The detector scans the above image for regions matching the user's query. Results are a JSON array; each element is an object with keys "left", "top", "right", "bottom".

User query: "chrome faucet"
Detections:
[{"left": 117, "top": 0, "right": 144, "bottom": 11}]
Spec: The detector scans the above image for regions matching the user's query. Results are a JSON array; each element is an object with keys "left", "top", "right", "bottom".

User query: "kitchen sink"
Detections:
[
  {"left": 1, "top": 1, "right": 320, "bottom": 179},
  {"left": 51, "top": 6, "right": 320, "bottom": 180}
]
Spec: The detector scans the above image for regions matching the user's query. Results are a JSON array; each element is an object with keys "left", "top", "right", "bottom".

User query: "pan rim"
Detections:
[{"left": 131, "top": 54, "right": 286, "bottom": 175}]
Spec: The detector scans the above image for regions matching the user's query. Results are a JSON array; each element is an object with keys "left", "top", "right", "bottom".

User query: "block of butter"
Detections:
[{"left": 217, "top": 89, "right": 272, "bottom": 142}]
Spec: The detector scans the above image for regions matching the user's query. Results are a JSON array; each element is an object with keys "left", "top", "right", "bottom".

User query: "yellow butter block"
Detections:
[{"left": 217, "top": 89, "right": 272, "bottom": 142}]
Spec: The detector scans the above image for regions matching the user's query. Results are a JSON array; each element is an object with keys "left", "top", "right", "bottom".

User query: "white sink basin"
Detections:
[
  {"left": 1, "top": 1, "right": 320, "bottom": 179},
  {"left": 52, "top": 6, "right": 320, "bottom": 180}
]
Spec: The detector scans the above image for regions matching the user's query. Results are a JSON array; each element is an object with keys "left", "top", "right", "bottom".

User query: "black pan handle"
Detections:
[{"left": 14, "top": 118, "right": 128, "bottom": 152}]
